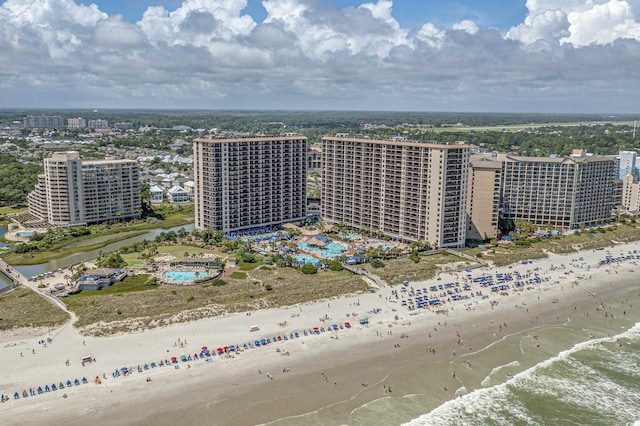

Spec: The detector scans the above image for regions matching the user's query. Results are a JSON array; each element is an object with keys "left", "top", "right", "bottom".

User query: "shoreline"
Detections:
[{"left": 1, "top": 244, "right": 640, "bottom": 425}]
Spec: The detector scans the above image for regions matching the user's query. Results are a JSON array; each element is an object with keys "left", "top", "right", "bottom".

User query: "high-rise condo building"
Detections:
[
  {"left": 24, "top": 115, "right": 64, "bottom": 128},
  {"left": 67, "top": 117, "right": 87, "bottom": 129},
  {"left": 193, "top": 136, "right": 307, "bottom": 232},
  {"left": 27, "top": 152, "right": 141, "bottom": 226},
  {"left": 618, "top": 150, "right": 637, "bottom": 178},
  {"left": 467, "top": 155, "right": 502, "bottom": 240},
  {"left": 499, "top": 150, "right": 617, "bottom": 229},
  {"left": 321, "top": 136, "right": 469, "bottom": 248},
  {"left": 88, "top": 119, "right": 109, "bottom": 129},
  {"left": 621, "top": 173, "right": 640, "bottom": 211}
]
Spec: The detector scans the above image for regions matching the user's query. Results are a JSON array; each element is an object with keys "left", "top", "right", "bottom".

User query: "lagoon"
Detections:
[{"left": 13, "top": 223, "right": 195, "bottom": 278}]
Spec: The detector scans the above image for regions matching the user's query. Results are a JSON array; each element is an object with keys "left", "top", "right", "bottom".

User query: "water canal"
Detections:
[{"left": 11, "top": 223, "right": 195, "bottom": 279}]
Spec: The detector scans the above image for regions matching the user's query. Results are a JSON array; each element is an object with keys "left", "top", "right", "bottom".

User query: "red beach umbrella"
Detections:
[
  {"left": 216, "top": 347, "right": 223, "bottom": 353},
  {"left": 344, "top": 322, "right": 351, "bottom": 328},
  {"left": 313, "top": 327, "right": 319, "bottom": 331},
  {"left": 201, "top": 346, "right": 208, "bottom": 351}
]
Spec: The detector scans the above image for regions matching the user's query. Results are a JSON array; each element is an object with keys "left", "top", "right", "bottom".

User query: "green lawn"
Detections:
[
  {"left": 426, "top": 120, "right": 636, "bottom": 133},
  {"left": 230, "top": 272, "right": 248, "bottom": 279},
  {"left": 0, "top": 206, "right": 28, "bottom": 215},
  {"left": 64, "top": 274, "right": 156, "bottom": 299},
  {"left": 239, "top": 261, "right": 262, "bottom": 270},
  {"left": 120, "top": 245, "right": 222, "bottom": 266}
]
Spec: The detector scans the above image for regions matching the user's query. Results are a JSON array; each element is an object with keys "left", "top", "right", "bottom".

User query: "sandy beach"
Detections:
[{"left": 1, "top": 243, "right": 639, "bottom": 425}]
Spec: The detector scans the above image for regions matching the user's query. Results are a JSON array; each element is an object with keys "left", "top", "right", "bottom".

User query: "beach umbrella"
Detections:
[
  {"left": 313, "top": 327, "right": 319, "bottom": 331},
  {"left": 344, "top": 322, "right": 351, "bottom": 328},
  {"left": 201, "top": 346, "right": 208, "bottom": 351},
  {"left": 229, "top": 345, "right": 235, "bottom": 351},
  {"left": 121, "top": 367, "right": 128, "bottom": 372},
  {"left": 223, "top": 346, "right": 229, "bottom": 351},
  {"left": 216, "top": 347, "right": 223, "bottom": 353}
]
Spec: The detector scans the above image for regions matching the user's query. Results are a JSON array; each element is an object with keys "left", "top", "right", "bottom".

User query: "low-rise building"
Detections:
[
  {"left": 149, "top": 185, "right": 164, "bottom": 203},
  {"left": 167, "top": 185, "right": 190, "bottom": 204}
]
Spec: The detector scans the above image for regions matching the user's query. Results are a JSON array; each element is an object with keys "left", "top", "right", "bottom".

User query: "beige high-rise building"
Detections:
[
  {"left": 321, "top": 136, "right": 469, "bottom": 248},
  {"left": 499, "top": 150, "right": 616, "bottom": 229},
  {"left": 621, "top": 173, "right": 640, "bottom": 211},
  {"left": 467, "top": 155, "right": 502, "bottom": 240},
  {"left": 27, "top": 152, "right": 141, "bottom": 226},
  {"left": 193, "top": 136, "right": 307, "bottom": 232}
]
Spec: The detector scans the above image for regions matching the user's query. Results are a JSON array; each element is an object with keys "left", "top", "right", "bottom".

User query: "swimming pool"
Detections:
[
  {"left": 163, "top": 270, "right": 209, "bottom": 281},
  {"left": 298, "top": 241, "right": 347, "bottom": 258},
  {"left": 292, "top": 255, "right": 319, "bottom": 266},
  {"left": 371, "top": 242, "right": 395, "bottom": 250},
  {"left": 17, "top": 231, "right": 34, "bottom": 237}
]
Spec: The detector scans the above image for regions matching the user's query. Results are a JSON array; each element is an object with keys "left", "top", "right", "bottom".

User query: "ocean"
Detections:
[{"left": 404, "top": 322, "right": 640, "bottom": 426}]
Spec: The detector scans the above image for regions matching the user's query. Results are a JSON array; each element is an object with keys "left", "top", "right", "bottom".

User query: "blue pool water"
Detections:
[
  {"left": 17, "top": 231, "right": 34, "bottom": 237},
  {"left": 298, "top": 241, "right": 347, "bottom": 258},
  {"left": 240, "top": 232, "right": 289, "bottom": 242},
  {"left": 292, "top": 255, "right": 319, "bottom": 266},
  {"left": 371, "top": 242, "right": 394, "bottom": 250},
  {"left": 163, "top": 270, "right": 209, "bottom": 281}
]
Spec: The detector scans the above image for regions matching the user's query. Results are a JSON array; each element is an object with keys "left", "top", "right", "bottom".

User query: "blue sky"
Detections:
[
  {"left": 2, "top": 0, "right": 640, "bottom": 113},
  {"left": 84, "top": 0, "right": 528, "bottom": 31}
]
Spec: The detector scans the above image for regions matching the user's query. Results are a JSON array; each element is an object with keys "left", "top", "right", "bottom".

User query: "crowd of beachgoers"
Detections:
[{"left": 2, "top": 245, "right": 638, "bottom": 408}]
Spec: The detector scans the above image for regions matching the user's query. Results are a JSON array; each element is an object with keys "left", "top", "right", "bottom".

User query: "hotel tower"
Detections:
[{"left": 193, "top": 136, "right": 307, "bottom": 232}]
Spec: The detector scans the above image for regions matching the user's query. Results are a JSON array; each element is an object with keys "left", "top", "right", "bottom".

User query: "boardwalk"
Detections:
[{"left": 0, "top": 258, "right": 70, "bottom": 313}]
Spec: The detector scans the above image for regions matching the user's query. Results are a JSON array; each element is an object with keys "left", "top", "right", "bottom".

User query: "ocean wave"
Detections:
[{"left": 403, "top": 322, "right": 640, "bottom": 426}]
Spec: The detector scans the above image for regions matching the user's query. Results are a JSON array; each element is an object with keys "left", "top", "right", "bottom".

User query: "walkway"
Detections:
[
  {"left": 342, "top": 264, "right": 388, "bottom": 288},
  {"left": 0, "top": 258, "right": 71, "bottom": 313}
]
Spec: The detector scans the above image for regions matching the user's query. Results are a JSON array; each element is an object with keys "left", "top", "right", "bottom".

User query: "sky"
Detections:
[{"left": 1, "top": 0, "right": 640, "bottom": 113}]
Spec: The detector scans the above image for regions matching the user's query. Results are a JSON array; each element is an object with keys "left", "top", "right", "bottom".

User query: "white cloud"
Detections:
[
  {"left": 510, "top": 0, "right": 640, "bottom": 45},
  {"left": 0, "top": 0, "right": 639, "bottom": 112},
  {"left": 416, "top": 23, "right": 445, "bottom": 49},
  {"left": 452, "top": 20, "right": 479, "bottom": 35},
  {"left": 506, "top": 9, "right": 570, "bottom": 44},
  {"left": 0, "top": 0, "right": 107, "bottom": 58},
  {"left": 138, "top": 0, "right": 256, "bottom": 49},
  {"left": 262, "top": 0, "right": 411, "bottom": 60},
  {"left": 94, "top": 16, "right": 145, "bottom": 47}
]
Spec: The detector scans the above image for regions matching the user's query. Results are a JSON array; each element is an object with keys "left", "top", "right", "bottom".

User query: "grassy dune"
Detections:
[{"left": 0, "top": 287, "right": 70, "bottom": 330}]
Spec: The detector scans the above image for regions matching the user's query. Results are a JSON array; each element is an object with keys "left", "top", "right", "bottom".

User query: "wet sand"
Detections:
[{"left": 1, "top": 244, "right": 639, "bottom": 425}]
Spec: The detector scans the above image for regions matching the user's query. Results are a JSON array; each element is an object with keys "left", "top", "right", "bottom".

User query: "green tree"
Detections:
[
  {"left": 370, "top": 258, "right": 385, "bottom": 268},
  {"left": 301, "top": 264, "right": 318, "bottom": 274},
  {"left": 329, "top": 260, "right": 343, "bottom": 271}
]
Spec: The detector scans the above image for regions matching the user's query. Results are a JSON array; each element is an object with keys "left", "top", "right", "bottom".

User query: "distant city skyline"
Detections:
[{"left": 2, "top": 0, "right": 640, "bottom": 113}]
